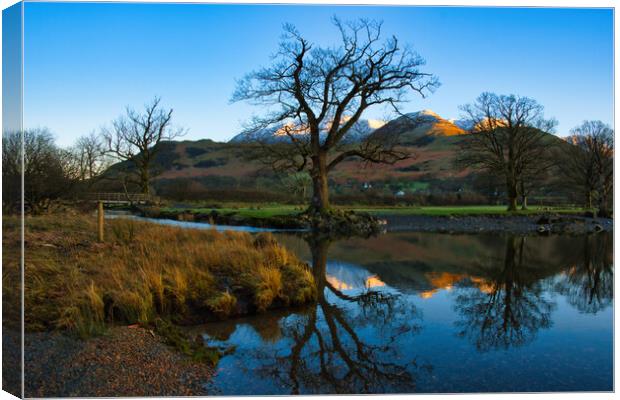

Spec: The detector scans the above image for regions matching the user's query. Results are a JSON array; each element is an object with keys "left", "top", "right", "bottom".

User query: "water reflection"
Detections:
[
  {"left": 554, "top": 234, "right": 613, "bottom": 314},
  {"left": 452, "top": 237, "right": 555, "bottom": 351},
  {"left": 244, "top": 234, "right": 427, "bottom": 394},
  {"left": 201, "top": 231, "right": 613, "bottom": 394}
]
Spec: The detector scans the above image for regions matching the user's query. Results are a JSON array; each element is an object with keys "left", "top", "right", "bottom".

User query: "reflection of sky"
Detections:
[
  {"left": 202, "top": 322, "right": 297, "bottom": 395},
  {"left": 106, "top": 213, "right": 294, "bottom": 233},
  {"left": 408, "top": 289, "right": 612, "bottom": 393}
]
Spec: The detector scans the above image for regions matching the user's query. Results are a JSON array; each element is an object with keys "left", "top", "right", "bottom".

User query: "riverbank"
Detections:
[
  {"left": 134, "top": 204, "right": 610, "bottom": 235},
  {"left": 4, "top": 213, "right": 316, "bottom": 334},
  {"left": 3, "top": 212, "right": 318, "bottom": 396},
  {"left": 138, "top": 206, "right": 382, "bottom": 236}
]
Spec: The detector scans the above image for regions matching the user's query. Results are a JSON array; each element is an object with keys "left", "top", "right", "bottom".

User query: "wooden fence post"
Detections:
[{"left": 98, "top": 201, "right": 104, "bottom": 242}]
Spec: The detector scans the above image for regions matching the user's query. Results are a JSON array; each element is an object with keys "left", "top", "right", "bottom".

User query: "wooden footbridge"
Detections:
[{"left": 85, "top": 192, "right": 156, "bottom": 205}]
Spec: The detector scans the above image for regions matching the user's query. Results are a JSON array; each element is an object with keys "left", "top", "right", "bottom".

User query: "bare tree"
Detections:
[
  {"left": 232, "top": 18, "right": 438, "bottom": 213},
  {"left": 561, "top": 121, "right": 613, "bottom": 216},
  {"left": 72, "top": 131, "right": 110, "bottom": 184},
  {"left": 2, "top": 128, "right": 77, "bottom": 214},
  {"left": 103, "top": 97, "right": 184, "bottom": 195},
  {"left": 2, "top": 131, "right": 21, "bottom": 212},
  {"left": 517, "top": 151, "right": 556, "bottom": 210},
  {"left": 457, "top": 93, "right": 557, "bottom": 211}
]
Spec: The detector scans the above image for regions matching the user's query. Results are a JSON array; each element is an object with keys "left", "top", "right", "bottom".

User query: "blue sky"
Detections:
[
  {"left": 21, "top": 3, "right": 613, "bottom": 147},
  {"left": 3, "top": 2, "right": 22, "bottom": 134}
]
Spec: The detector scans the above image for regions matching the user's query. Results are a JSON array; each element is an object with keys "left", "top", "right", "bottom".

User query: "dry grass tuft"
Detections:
[
  {"left": 3, "top": 213, "right": 316, "bottom": 337},
  {"left": 254, "top": 266, "right": 283, "bottom": 312},
  {"left": 206, "top": 291, "right": 237, "bottom": 319}
]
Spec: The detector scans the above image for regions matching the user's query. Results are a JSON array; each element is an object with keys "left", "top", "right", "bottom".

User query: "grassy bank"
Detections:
[
  {"left": 3, "top": 213, "right": 316, "bottom": 339},
  {"left": 153, "top": 203, "right": 589, "bottom": 222}
]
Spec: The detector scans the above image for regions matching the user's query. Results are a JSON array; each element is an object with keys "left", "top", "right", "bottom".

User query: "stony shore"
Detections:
[
  {"left": 136, "top": 206, "right": 613, "bottom": 236},
  {"left": 23, "top": 326, "right": 213, "bottom": 397},
  {"left": 380, "top": 214, "right": 613, "bottom": 235}
]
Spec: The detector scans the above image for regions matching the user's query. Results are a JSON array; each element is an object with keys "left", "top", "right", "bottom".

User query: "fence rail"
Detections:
[{"left": 84, "top": 192, "right": 156, "bottom": 204}]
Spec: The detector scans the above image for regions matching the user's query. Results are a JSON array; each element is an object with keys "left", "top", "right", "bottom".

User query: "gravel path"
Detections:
[
  {"left": 3, "top": 330, "right": 22, "bottom": 397},
  {"left": 24, "top": 326, "right": 213, "bottom": 397}
]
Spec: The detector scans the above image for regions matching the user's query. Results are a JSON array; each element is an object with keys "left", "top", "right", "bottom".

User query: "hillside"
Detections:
[{"left": 97, "top": 110, "right": 560, "bottom": 203}]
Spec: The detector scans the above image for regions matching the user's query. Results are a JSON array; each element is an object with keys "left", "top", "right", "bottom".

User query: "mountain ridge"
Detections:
[{"left": 228, "top": 109, "right": 470, "bottom": 144}]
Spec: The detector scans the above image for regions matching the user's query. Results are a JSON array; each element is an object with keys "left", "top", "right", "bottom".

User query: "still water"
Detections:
[
  {"left": 106, "top": 213, "right": 289, "bottom": 232},
  {"left": 198, "top": 231, "right": 613, "bottom": 394}
]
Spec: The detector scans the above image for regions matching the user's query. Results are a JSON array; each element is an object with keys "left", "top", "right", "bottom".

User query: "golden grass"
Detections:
[{"left": 3, "top": 213, "right": 316, "bottom": 338}]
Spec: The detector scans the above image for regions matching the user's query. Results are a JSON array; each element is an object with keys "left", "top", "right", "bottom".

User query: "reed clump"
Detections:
[{"left": 3, "top": 213, "right": 316, "bottom": 338}]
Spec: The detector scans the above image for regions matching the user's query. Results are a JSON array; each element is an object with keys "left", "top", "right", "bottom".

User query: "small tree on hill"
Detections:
[
  {"left": 232, "top": 18, "right": 438, "bottom": 214},
  {"left": 103, "top": 97, "right": 184, "bottom": 195},
  {"left": 457, "top": 93, "right": 557, "bottom": 211}
]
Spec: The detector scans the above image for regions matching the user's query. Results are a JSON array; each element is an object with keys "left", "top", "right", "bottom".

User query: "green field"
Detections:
[
  {"left": 161, "top": 204, "right": 588, "bottom": 219},
  {"left": 359, "top": 205, "right": 589, "bottom": 216}
]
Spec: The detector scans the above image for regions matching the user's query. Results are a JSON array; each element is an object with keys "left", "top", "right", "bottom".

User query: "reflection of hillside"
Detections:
[
  {"left": 275, "top": 232, "right": 609, "bottom": 297},
  {"left": 418, "top": 272, "right": 495, "bottom": 299},
  {"left": 324, "top": 260, "right": 386, "bottom": 291},
  {"left": 326, "top": 274, "right": 386, "bottom": 291}
]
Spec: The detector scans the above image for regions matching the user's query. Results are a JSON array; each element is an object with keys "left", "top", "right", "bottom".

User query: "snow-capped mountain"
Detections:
[
  {"left": 229, "top": 110, "right": 473, "bottom": 144},
  {"left": 404, "top": 109, "right": 443, "bottom": 123},
  {"left": 449, "top": 118, "right": 475, "bottom": 131},
  {"left": 229, "top": 118, "right": 387, "bottom": 144}
]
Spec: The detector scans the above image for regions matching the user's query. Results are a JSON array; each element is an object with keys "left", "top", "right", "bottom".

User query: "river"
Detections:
[{"left": 113, "top": 216, "right": 614, "bottom": 394}]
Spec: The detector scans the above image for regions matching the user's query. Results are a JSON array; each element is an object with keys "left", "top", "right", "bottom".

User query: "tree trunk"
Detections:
[
  {"left": 310, "top": 153, "right": 330, "bottom": 213},
  {"left": 598, "top": 188, "right": 611, "bottom": 218},
  {"left": 140, "top": 167, "right": 150, "bottom": 195},
  {"left": 506, "top": 177, "right": 518, "bottom": 212},
  {"left": 586, "top": 190, "right": 593, "bottom": 209},
  {"left": 309, "top": 235, "right": 330, "bottom": 287},
  {"left": 520, "top": 181, "right": 527, "bottom": 210}
]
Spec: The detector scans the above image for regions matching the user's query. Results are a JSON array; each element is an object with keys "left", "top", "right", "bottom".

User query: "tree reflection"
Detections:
[
  {"left": 249, "top": 234, "right": 427, "bottom": 394},
  {"left": 554, "top": 234, "right": 613, "bottom": 314},
  {"left": 453, "top": 236, "right": 555, "bottom": 351}
]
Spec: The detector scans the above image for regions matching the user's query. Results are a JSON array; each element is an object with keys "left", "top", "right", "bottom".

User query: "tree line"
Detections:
[
  {"left": 2, "top": 97, "right": 183, "bottom": 213},
  {"left": 2, "top": 18, "right": 614, "bottom": 216},
  {"left": 456, "top": 93, "right": 613, "bottom": 216}
]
